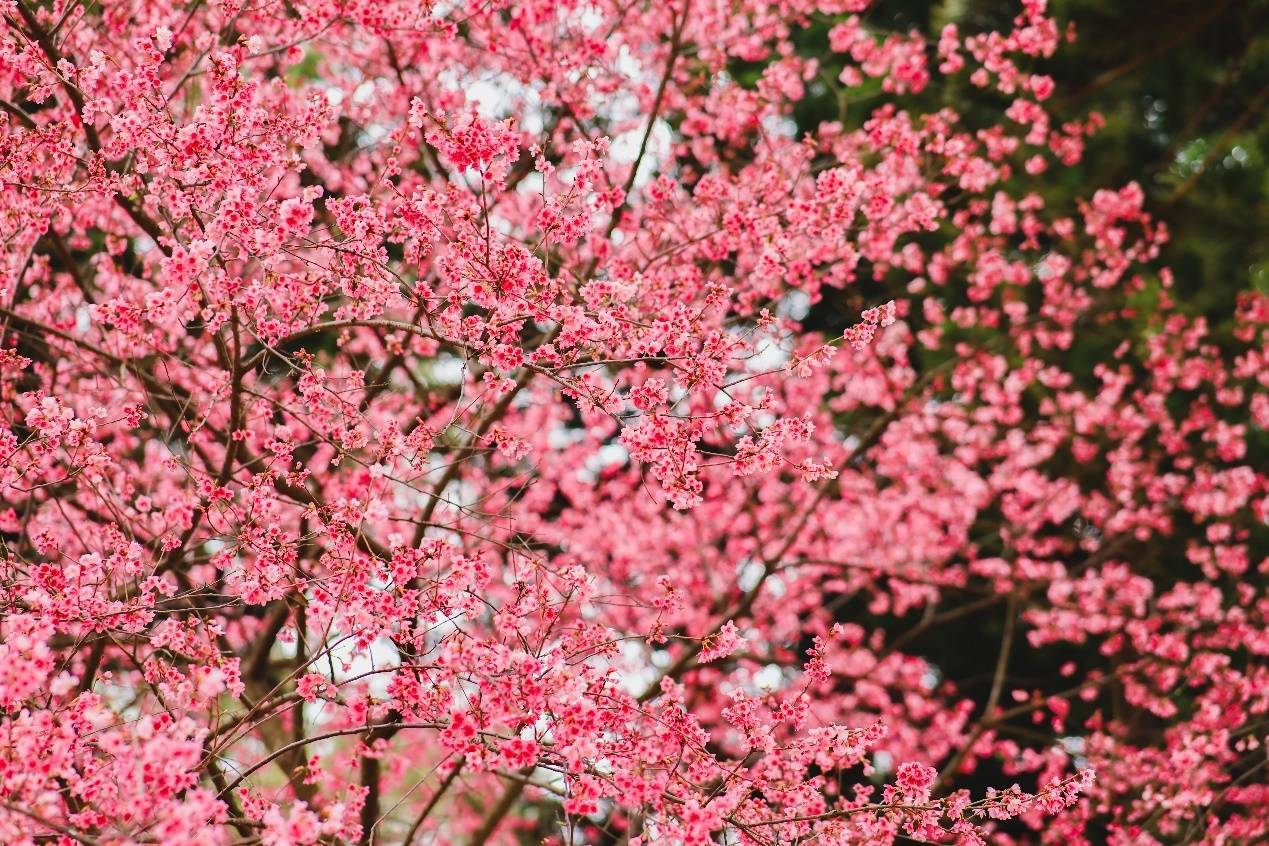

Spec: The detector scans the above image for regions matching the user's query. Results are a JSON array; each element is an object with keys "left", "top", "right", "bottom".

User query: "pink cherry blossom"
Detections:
[{"left": 0, "top": 1, "right": 1263, "bottom": 845}]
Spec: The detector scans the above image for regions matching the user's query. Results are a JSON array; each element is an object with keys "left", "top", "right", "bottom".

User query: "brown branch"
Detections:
[
  {"left": 1052, "top": 0, "right": 1233, "bottom": 109},
  {"left": 468, "top": 767, "right": 533, "bottom": 846},
  {"left": 1164, "top": 83, "right": 1269, "bottom": 208},
  {"left": 881, "top": 593, "right": 1005, "bottom": 658},
  {"left": 76, "top": 636, "right": 106, "bottom": 693},
  {"left": 11, "top": 1, "right": 171, "bottom": 254},
  {"left": 358, "top": 720, "right": 402, "bottom": 846},
  {"left": 217, "top": 722, "right": 442, "bottom": 799},
  {"left": 638, "top": 359, "right": 948, "bottom": 702},
  {"left": 932, "top": 590, "right": 1019, "bottom": 793},
  {"left": 603, "top": 0, "right": 693, "bottom": 240},
  {"left": 0, "top": 800, "right": 102, "bottom": 846},
  {"left": 409, "top": 365, "right": 536, "bottom": 548},
  {"left": 403, "top": 758, "right": 466, "bottom": 846},
  {"left": 244, "top": 601, "right": 290, "bottom": 681}
]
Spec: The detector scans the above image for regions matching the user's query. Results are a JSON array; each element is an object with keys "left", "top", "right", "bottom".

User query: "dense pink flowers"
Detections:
[
  {"left": 895, "top": 762, "right": 938, "bottom": 799},
  {"left": 0, "top": 0, "right": 1264, "bottom": 845}
]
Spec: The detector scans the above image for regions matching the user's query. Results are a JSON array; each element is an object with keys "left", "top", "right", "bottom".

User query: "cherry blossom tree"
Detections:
[{"left": 0, "top": 1, "right": 1264, "bottom": 845}]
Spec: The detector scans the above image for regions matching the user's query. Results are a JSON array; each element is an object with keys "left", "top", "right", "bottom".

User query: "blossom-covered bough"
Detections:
[{"left": 0, "top": 0, "right": 1264, "bottom": 844}]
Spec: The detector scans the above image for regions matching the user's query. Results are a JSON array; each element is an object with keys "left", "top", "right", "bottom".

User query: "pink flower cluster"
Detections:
[{"left": 0, "top": 0, "right": 1262, "bottom": 845}]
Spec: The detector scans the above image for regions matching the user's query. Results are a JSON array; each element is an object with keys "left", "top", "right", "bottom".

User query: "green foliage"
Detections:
[{"left": 768, "top": 0, "right": 1269, "bottom": 325}]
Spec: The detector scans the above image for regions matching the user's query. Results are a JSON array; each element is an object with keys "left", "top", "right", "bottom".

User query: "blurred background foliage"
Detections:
[
  {"left": 710, "top": 2, "right": 1269, "bottom": 826},
  {"left": 726, "top": 0, "right": 1269, "bottom": 478},
  {"left": 747, "top": 0, "right": 1269, "bottom": 320}
]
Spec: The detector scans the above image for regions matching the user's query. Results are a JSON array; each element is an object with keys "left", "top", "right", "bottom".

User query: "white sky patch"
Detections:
[
  {"left": 749, "top": 409, "right": 777, "bottom": 430},
  {"left": 548, "top": 425, "right": 585, "bottom": 450},
  {"left": 360, "top": 121, "right": 389, "bottom": 146},
  {"left": 576, "top": 4, "right": 606, "bottom": 30},
  {"left": 747, "top": 336, "right": 789, "bottom": 374},
  {"left": 737, "top": 559, "right": 765, "bottom": 593},
  {"left": 425, "top": 354, "right": 467, "bottom": 385},
  {"left": 520, "top": 171, "right": 545, "bottom": 195},
  {"left": 327, "top": 635, "right": 399, "bottom": 698},
  {"left": 1060, "top": 736, "right": 1089, "bottom": 768},
  {"left": 609, "top": 117, "right": 672, "bottom": 191},
  {"left": 780, "top": 289, "right": 811, "bottom": 321},
  {"left": 320, "top": 77, "right": 347, "bottom": 107},
  {"left": 431, "top": 0, "right": 461, "bottom": 17},
  {"left": 351, "top": 79, "right": 378, "bottom": 105},
  {"left": 753, "top": 663, "right": 784, "bottom": 691},
  {"left": 761, "top": 112, "right": 798, "bottom": 140},
  {"left": 580, "top": 442, "right": 628, "bottom": 482},
  {"left": 617, "top": 638, "right": 660, "bottom": 696}
]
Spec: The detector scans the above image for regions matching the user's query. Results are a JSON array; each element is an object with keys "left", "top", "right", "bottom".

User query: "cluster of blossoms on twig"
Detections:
[{"left": 0, "top": 0, "right": 1264, "bottom": 844}]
